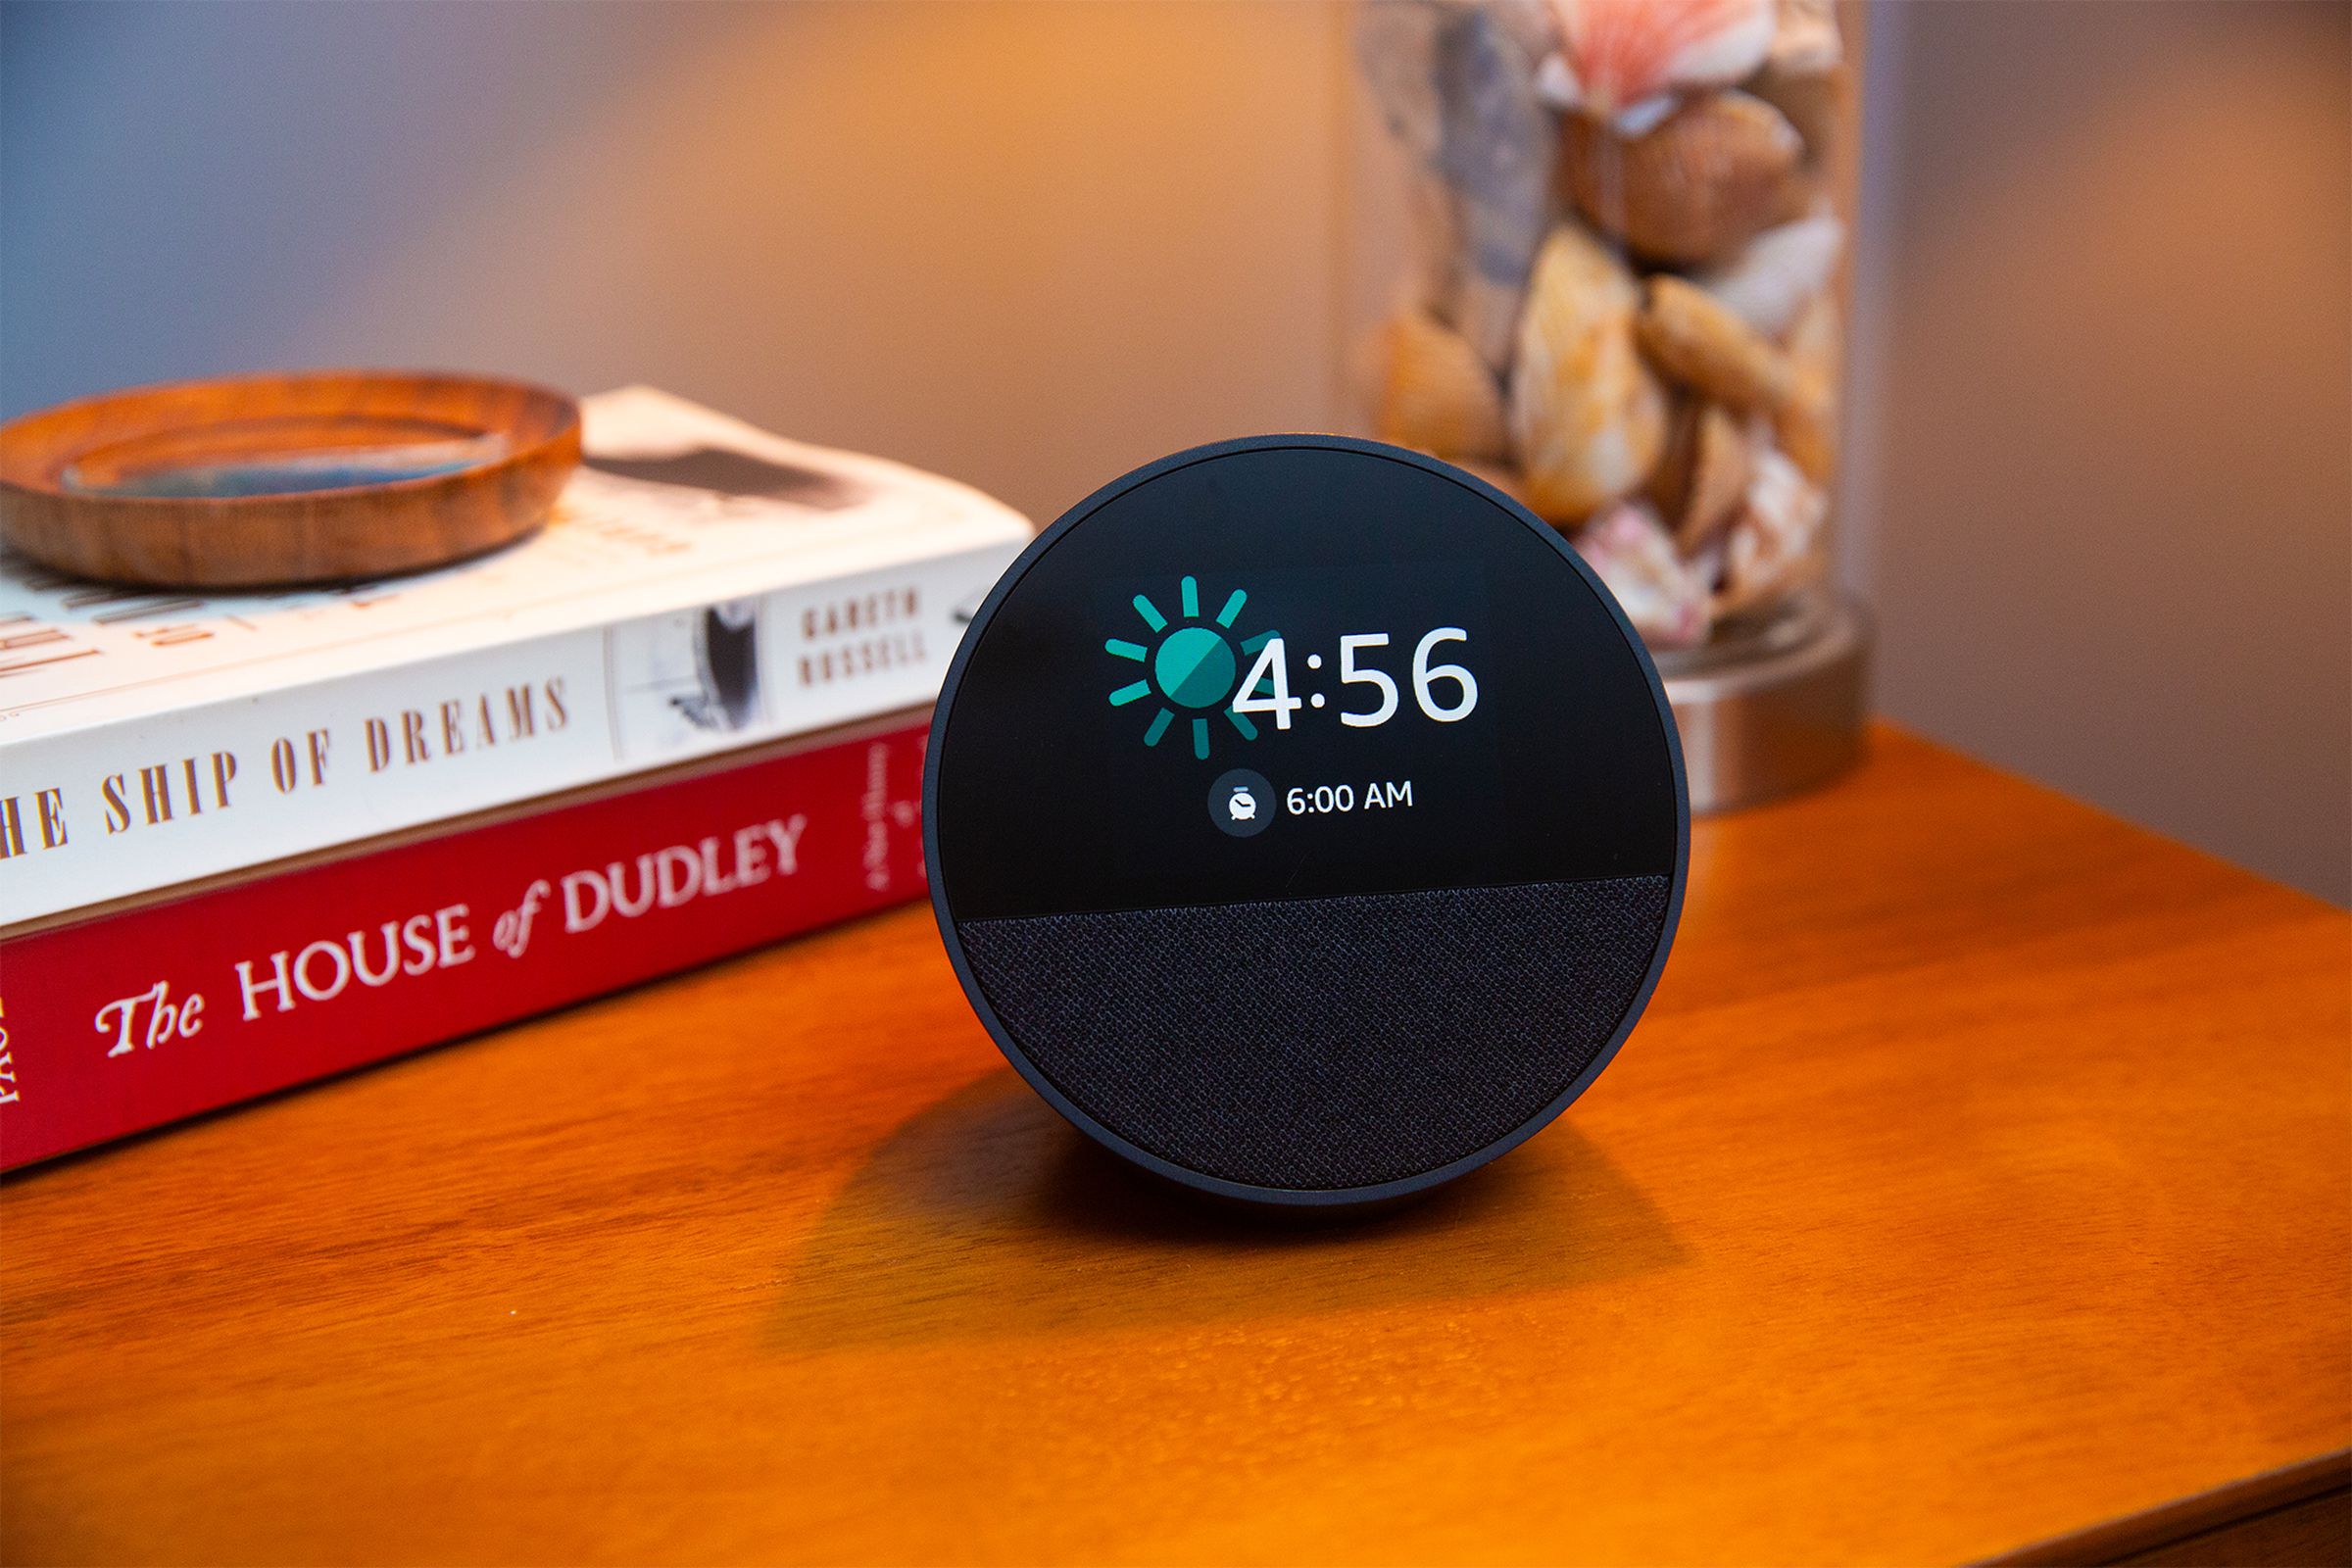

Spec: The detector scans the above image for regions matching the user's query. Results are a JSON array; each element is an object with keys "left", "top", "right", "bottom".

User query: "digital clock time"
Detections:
[{"left": 1234, "top": 630, "right": 1478, "bottom": 730}]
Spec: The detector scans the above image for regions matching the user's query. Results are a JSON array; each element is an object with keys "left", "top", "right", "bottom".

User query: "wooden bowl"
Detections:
[{"left": 0, "top": 369, "right": 581, "bottom": 587}]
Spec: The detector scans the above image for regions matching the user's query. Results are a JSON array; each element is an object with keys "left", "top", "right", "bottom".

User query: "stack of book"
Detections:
[{"left": 0, "top": 388, "right": 1029, "bottom": 1170}]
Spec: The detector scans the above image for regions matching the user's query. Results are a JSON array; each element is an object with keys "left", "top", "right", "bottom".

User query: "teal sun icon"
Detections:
[{"left": 1104, "top": 574, "right": 1276, "bottom": 760}]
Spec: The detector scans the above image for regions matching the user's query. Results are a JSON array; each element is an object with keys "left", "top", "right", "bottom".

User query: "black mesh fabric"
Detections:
[{"left": 956, "top": 876, "right": 1672, "bottom": 1192}]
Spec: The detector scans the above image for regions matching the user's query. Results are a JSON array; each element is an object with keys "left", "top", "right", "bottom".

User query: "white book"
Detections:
[{"left": 0, "top": 387, "right": 1029, "bottom": 926}]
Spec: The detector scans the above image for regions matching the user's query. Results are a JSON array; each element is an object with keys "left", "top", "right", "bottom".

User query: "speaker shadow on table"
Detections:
[{"left": 771, "top": 1070, "right": 1685, "bottom": 1351}]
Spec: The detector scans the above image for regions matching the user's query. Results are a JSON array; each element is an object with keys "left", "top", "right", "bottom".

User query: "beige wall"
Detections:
[
  {"left": 1845, "top": 1, "right": 2350, "bottom": 903},
  {"left": 366, "top": 1, "right": 1364, "bottom": 529},
  {"left": 3, "top": 1, "right": 1360, "bottom": 529}
]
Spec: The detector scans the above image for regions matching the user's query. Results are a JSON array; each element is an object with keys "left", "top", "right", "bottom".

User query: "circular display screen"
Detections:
[{"left": 927, "top": 436, "right": 1687, "bottom": 1204}]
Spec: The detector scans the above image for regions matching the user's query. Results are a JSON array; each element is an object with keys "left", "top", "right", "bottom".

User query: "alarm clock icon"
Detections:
[{"left": 1206, "top": 767, "right": 1274, "bottom": 838}]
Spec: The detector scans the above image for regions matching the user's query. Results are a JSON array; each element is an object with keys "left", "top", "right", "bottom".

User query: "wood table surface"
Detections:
[{"left": 5, "top": 726, "right": 2347, "bottom": 1566}]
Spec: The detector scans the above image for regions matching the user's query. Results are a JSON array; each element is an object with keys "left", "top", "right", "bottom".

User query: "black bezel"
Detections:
[{"left": 924, "top": 434, "right": 1690, "bottom": 1206}]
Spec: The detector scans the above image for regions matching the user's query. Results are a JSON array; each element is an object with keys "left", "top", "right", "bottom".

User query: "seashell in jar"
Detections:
[
  {"left": 1558, "top": 91, "right": 1804, "bottom": 266},
  {"left": 1690, "top": 213, "right": 1844, "bottom": 337},
  {"left": 1571, "top": 498, "right": 1712, "bottom": 648},
  {"left": 1377, "top": 310, "right": 1509, "bottom": 461},
  {"left": 1637, "top": 274, "right": 1837, "bottom": 482},
  {"left": 1748, "top": 62, "right": 1843, "bottom": 165},
  {"left": 1537, "top": 0, "right": 1774, "bottom": 133},
  {"left": 1783, "top": 288, "right": 1840, "bottom": 377},
  {"left": 1489, "top": 0, "right": 1567, "bottom": 70},
  {"left": 1636, "top": 274, "right": 1800, "bottom": 409},
  {"left": 1768, "top": 0, "right": 1842, "bottom": 76},
  {"left": 1508, "top": 223, "right": 1669, "bottom": 524},
  {"left": 1772, "top": 387, "right": 1836, "bottom": 483},
  {"left": 1648, "top": 399, "right": 1754, "bottom": 555},
  {"left": 1773, "top": 290, "right": 1841, "bottom": 480},
  {"left": 1437, "top": 2, "right": 1558, "bottom": 370},
  {"left": 1357, "top": 1, "right": 1557, "bottom": 372},
  {"left": 1715, "top": 444, "right": 1826, "bottom": 617},
  {"left": 1401, "top": 176, "right": 1468, "bottom": 327},
  {"left": 1748, "top": 0, "right": 1845, "bottom": 156}
]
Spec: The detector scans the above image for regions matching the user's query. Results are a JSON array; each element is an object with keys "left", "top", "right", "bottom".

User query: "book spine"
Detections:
[
  {"left": 0, "top": 719, "right": 931, "bottom": 1171},
  {"left": 0, "top": 543, "right": 1000, "bottom": 925}
]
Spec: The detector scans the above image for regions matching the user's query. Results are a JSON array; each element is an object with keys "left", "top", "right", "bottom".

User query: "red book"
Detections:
[{"left": 0, "top": 713, "right": 929, "bottom": 1171}]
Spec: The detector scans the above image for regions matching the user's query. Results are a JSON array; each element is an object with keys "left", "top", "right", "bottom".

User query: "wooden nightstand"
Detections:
[{"left": 5, "top": 727, "right": 2345, "bottom": 1565}]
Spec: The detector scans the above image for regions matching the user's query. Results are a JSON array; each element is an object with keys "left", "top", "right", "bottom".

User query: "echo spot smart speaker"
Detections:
[{"left": 925, "top": 435, "right": 1688, "bottom": 1206}]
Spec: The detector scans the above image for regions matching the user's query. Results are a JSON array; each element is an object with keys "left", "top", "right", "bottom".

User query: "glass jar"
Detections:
[{"left": 1356, "top": 0, "right": 1856, "bottom": 662}]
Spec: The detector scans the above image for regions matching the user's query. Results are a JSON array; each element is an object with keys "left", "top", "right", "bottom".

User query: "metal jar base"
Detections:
[{"left": 1660, "top": 595, "right": 1871, "bottom": 814}]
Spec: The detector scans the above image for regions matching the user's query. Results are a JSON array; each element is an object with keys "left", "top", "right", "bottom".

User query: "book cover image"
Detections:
[
  {"left": 582, "top": 437, "right": 871, "bottom": 514},
  {"left": 609, "top": 599, "right": 769, "bottom": 758}
]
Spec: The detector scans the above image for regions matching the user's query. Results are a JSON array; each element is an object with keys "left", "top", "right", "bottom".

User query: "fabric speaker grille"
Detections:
[{"left": 956, "top": 875, "right": 1671, "bottom": 1191}]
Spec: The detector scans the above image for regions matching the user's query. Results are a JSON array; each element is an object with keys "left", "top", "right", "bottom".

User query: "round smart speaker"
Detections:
[{"left": 925, "top": 436, "right": 1688, "bottom": 1205}]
